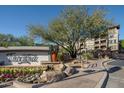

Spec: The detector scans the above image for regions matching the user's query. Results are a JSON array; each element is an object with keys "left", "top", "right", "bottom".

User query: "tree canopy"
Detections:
[
  {"left": 120, "top": 40, "right": 124, "bottom": 49},
  {"left": 0, "top": 34, "right": 34, "bottom": 47},
  {"left": 28, "top": 6, "right": 113, "bottom": 58}
]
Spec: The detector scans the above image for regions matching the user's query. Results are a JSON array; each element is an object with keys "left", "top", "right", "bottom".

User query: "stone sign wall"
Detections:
[{"left": 0, "top": 51, "right": 50, "bottom": 66}]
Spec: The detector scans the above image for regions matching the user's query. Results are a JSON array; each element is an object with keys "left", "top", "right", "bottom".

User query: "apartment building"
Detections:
[
  {"left": 86, "top": 39, "right": 95, "bottom": 50},
  {"left": 108, "top": 25, "right": 120, "bottom": 51},
  {"left": 94, "top": 37, "right": 108, "bottom": 50},
  {"left": 86, "top": 25, "right": 120, "bottom": 52}
]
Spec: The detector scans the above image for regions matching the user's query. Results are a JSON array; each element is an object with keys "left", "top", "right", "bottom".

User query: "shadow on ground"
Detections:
[
  {"left": 83, "top": 70, "right": 96, "bottom": 73},
  {"left": 108, "top": 66, "right": 122, "bottom": 73},
  {"left": 60, "top": 69, "right": 105, "bottom": 83}
]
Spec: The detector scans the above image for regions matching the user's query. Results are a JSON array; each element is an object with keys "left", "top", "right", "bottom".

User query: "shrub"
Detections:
[
  {"left": 0, "top": 66, "right": 45, "bottom": 81},
  {"left": 57, "top": 52, "right": 63, "bottom": 61},
  {"left": 93, "top": 49, "right": 104, "bottom": 58},
  {"left": 82, "top": 52, "right": 93, "bottom": 60}
]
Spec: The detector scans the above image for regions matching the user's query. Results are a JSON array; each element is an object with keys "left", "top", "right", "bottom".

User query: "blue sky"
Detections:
[{"left": 0, "top": 5, "right": 123, "bottom": 40}]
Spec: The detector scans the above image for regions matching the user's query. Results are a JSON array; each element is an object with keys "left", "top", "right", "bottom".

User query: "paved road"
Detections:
[
  {"left": 106, "top": 59, "right": 124, "bottom": 88},
  {"left": 108, "top": 59, "right": 124, "bottom": 66}
]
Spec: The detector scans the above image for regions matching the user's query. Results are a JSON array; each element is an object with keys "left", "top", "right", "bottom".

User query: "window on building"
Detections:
[
  {"left": 114, "top": 40, "right": 117, "bottom": 43},
  {"left": 109, "top": 34, "right": 114, "bottom": 38},
  {"left": 109, "top": 40, "right": 113, "bottom": 44}
]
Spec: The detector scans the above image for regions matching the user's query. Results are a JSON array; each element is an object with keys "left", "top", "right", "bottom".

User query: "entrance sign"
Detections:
[
  {"left": 7, "top": 54, "right": 38, "bottom": 64},
  {"left": 0, "top": 46, "right": 50, "bottom": 66}
]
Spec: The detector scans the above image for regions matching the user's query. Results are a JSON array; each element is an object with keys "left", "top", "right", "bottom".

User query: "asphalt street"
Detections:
[
  {"left": 106, "top": 59, "right": 124, "bottom": 88},
  {"left": 108, "top": 59, "right": 124, "bottom": 67}
]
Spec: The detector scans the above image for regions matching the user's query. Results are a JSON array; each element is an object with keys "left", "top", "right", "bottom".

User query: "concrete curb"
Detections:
[
  {"left": 95, "top": 71, "right": 108, "bottom": 88},
  {"left": 95, "top": 59, "right": 111, "bottom": 88}
]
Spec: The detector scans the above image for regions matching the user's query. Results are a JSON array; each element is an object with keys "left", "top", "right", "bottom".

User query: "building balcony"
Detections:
[
  {"left": 102, "top": 48, "right": 107, "bottom": 50},
  {"left": 95, "top": 38, "right": 107, "bottom": 42},
  {"left": 100, "top": 38, "right": 107, "bottom": 41},
  {"left": 101, "top": 46, "right": 107, "bottom": 50},
  {"left": 95, "top": 39, "right": 99, "bottom": 42},
  {"left": 100, "top": 43, "right": 107, "bottom": 46},
  {"left": 95, "top": 41, "right": 99, "bottom": 44},
  {"left": 101, "top": 39, "right": 107, "bottom": 43},
  {"left": 95, "top": 44, "right": 100, "bottom": 47},
  {"left": 95, "top": 46, "right": 100, "bottom": 49}
]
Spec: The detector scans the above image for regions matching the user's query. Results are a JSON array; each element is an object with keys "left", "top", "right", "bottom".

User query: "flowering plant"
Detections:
[{"left": 0, "top": 66, "right": 45, "bottom": 83}]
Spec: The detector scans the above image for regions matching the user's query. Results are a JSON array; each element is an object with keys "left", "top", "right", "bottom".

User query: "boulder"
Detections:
[
  {"left": 40, "top": 71, "right": 66, "bottom": 83},
  {"left": 54, "top": 63, "right": 66, "bottom": 71},
  {"left": 83, "top": 63, "right": 90, "bottom": 68},
  {"left": 34, "top": 73, "right": 41, "bottom": 78},
  {"left": 72, "top": 59, "right": 79, "bottom": 64},
  {"left": 23, "top": 76, "right": 36, "bottom": 83},
  {"left": 33, "top": 79, "right": 41, "bottom": 84},
  {"left": 5, "top": 78, "right": 13, "bottom": 82},
  {"left": 64, "top": 66, "right": 77, "bottom": 76},
  {"left": 50, "top": 72, "right": 66, "bottom": 83},
  {"left": 59, "top": 63, "right": 66, "bottom": 71}
]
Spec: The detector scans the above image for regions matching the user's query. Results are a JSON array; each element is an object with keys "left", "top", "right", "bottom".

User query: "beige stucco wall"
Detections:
[
  {"left": 86, "top": 39, "right": 95, "bottom": 50},
  {"left": 108, "top": 28, "right": 119, "bottom": 51}
]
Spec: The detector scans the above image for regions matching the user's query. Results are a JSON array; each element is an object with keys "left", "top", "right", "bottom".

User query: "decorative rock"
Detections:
[
  {"left": 59, "top": 63, "right": 66, "bottom": 71},
  {"left": 72, "top": 59, "right": 79, "bottom": 64},
  {"left": 35, "top": 73, "right": 41, "bottom": 78},
  {"left": 40, "top": 71, "right": 66, "bottom": 83},
  {"left": 54, "top": 63, "right": 66, "bottom": 71},
  {"left": 0, "top": 74, "right": 4, "bottom": 78},
  {"left": 0, "top": 81, "right": 13, "bottom": 88},
  {"left": 64, "top": 66, "right": 77, "bottom": 76},
  {"left": 5, "top": 78, "right": 13, "bottom": 82},
  {"left": 25, "top": 74, "right": 30, "bottom": 78},
  {"left": 83, "top": 63, "right": 90, "bottom": 68},
  {"left": 33, "top": 79, "right": 40, "bottom": 84},
  {"left": 42, "top": 64, "right": 54, "bottom": 71},
  {"left": 17, "top": 73, "right": 41, "bottom": 83},
  {"left": 40, "top": 71, "right": 47, "bottom": 82},
  {"left": 51, "top": 72, "right": 66, "bottom": 82}
]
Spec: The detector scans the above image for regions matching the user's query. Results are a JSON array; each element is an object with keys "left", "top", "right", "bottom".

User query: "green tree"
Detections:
[
  {"left": 121, "top": 40, "right": 124, "bottom": 49},
  {"left": 18, "top": 36, "right": 34, "bottom": 46},
  {"left": 0, "top": 34, "right": 17, "bottom": 47},
  {"left": 0, "top": 33, "right": 34, "bottom": 47},
  {"left": 28, "top": 6, "right": 112, "bottom": 58}
]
